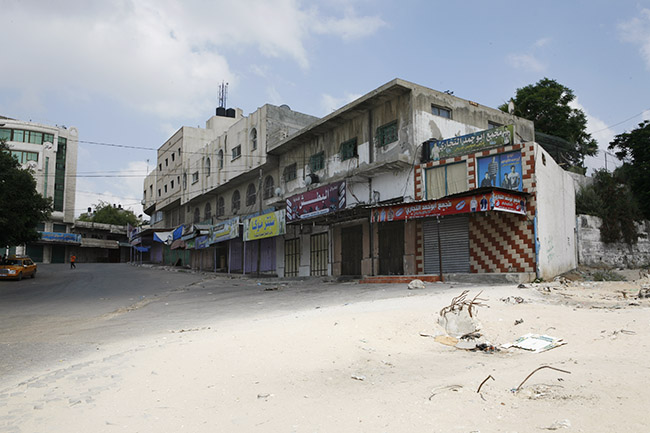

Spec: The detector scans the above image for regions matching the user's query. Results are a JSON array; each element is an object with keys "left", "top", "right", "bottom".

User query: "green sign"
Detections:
[{"left": 425, "top": 125, "right": 514, "bottom": 161}]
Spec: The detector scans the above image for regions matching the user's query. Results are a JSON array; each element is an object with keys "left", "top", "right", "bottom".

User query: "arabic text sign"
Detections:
[
  {"left": 371, "top": 191, "right": 525, "bottom": 222},
  {"left": 208, "top": 217, "right": 240, "bottom": 244},
  {"left": 39, "top": 231, "right": 82, "bottom": 244},
  {"left": 244, "top": 209, "right": 286, "bottom": 241},
  {"left": 195, "top": 235, "right": 210, "bottom": 249},
  {"left": 425, "top": 125, "right": 514, "bottom": 161},
  {"left": 286, "top": 181, "right": 346, "bottom": 221}
]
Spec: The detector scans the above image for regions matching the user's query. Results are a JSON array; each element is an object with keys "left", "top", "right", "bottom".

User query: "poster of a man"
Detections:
[
  {"left": 507, "top": 165, "right": 521, "bottom": 189},
  {"left": 487, "top": 156, "right": 498, "bottom": 185},
  {"left": 480, "top": 172, "right": 492, "bottom": 187}
]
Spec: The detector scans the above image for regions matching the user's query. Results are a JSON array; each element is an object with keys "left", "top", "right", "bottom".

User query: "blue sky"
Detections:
[{"left": 2, "top": 0, "right": 649, "bottom": 218}]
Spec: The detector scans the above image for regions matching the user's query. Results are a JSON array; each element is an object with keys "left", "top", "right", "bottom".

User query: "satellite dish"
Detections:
[
  {"left": 274, "top": 187, "right": 283, "bottom": 197},
  {"left": 44, "top": 141, "right": 53, "bottom": 150},
  {"left": 26, "top": 160, "right": 38, "bottom": 170}
]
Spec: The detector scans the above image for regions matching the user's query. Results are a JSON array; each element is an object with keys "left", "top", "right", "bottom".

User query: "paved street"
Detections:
[{"left": 0, "top": 263, "right": 455, "bottom": 386}]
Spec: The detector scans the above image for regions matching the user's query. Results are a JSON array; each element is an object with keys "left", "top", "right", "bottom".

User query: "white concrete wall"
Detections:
[
  {"left": 534, "top": 144, "right": 577, "bottom": 279},
  {"left": 577, "top": 215, "right": 650, "bottom": 268}
]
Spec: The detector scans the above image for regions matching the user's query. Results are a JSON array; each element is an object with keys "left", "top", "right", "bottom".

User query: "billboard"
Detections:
[
  {"left": 424, "top": 125, "right": 514, "bottom": 161},
  {"left": 286, "top": 181, "right": 346, "bottom": 222},
  {"left": 477, "top": 151, "right": 522, "bottom": 191},
  {"left": 39, "top": 231, "right": 81, "bottom": 244},
  {"left": 243, "top": 209, "right": 286, "bottom": 241}
]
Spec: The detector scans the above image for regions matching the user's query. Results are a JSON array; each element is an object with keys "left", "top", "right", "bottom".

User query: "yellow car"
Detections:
[{"left": 0, "top": 256, "right": 37, "bottom": 280}]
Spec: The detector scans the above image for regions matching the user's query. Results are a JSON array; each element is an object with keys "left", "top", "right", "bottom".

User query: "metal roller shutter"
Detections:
[{"left": 423, "top": 215, "right": 470, "bottom": 274}]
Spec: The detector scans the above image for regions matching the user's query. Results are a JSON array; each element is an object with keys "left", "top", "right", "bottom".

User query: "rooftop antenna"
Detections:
[{"left": 218, "top": 81, "right": 228, "bottom": 109}]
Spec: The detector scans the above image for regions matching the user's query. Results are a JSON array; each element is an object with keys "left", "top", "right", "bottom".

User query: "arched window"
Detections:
[
  {"left": 217, "top": 197, "right": 225, "bottom": 217},
  {"left": 232, "top": 190, "right": 240, "bottom": 213},
  {"left": 205, "top": 202, "right": 212, "bottom": 220},
  {"left": 246, "top": 183, "right": 256, "bottom": 206},
  {"left": 263, "top": 175, "right": 275, "bottom": 199},
  {"left": 205, "top": 157, "right": 211, "bottom": 176},
  {"left": 193, "top": 207, "right": 200, "bottom": 223},
  {"left": 218, "top": 149, "right": 224, "bottom": 169},
  {"left": 250, "top": 128, "right": 258, "bottom": 150}
]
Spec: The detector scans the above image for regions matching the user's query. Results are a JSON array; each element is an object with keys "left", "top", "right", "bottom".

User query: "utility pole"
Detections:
[{"left": 256, "top": 168, "right": 262, "bottom": 276}]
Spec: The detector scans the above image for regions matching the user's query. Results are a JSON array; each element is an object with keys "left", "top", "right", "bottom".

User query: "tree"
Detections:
[
  {"left": 0, "top": 140, "right": 53, "bottom": 248},
  {"left": 608, "top": 120, "right": 650, "bottom": 219},
  {"left": 500, "top": 78, "right": 598, "bottom": 168},
  {"left": 78, "top": 200, "right": 141, "bottom": 226},
  {"left": 576, "top": 169, "right": 641, "bottom": 244}
]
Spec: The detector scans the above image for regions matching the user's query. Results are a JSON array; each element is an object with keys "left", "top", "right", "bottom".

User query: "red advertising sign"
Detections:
[
  {"left": 286, "top": 181, "right": 346, "bottom": 222},
  {"left": 371, "top": 190, "right": 525, "bottom": 222}
]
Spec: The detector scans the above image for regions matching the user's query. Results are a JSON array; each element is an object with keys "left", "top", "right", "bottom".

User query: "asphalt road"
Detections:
[{"left": 0, "top": 263, "right": 460, "bottom": 386}]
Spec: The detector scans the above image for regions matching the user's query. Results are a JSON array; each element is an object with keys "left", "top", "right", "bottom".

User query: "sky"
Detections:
[{"left": 2, "top": 0, "right": 650, "bottom": 218}]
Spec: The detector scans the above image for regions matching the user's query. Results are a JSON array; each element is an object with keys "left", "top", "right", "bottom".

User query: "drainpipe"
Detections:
[{"left": 437, "top": 215, "right": 443, "bottom": 282}]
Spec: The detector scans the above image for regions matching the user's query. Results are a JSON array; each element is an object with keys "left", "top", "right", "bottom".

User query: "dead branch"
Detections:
[
  {"left": 515, "top": 366, "right": 571, "bottom": 392},
  {"left": 476, "top": 375, "right": 494, "bottom": 393},
  {"left": 440, "top": 290, "right": 488, "bottom": 318}
]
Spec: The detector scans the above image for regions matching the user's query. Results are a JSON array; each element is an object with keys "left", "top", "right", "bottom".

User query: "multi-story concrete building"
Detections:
[
  {"left": 141, "top": 79, "right": 577, "bottom": 281},
  {"left": 1, "top": 116, "right": 78, "bottom": 263}
]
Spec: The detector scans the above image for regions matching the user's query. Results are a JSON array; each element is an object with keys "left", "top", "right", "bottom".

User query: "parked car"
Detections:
[{"left": 0, "top": 256, "right": 37, "bottom": 280}]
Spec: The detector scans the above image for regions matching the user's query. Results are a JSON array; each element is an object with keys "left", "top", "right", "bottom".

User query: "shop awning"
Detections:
[{"left": 170, "top": 239, "right": 186, "bottom": 250}]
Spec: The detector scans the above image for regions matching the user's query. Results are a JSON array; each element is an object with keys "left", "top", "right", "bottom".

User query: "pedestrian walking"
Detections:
[{"left": 70, "top": 254, "right": 76, "bottom": 269}]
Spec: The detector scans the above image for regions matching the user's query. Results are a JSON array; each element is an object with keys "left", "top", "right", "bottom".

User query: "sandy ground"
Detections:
[{"left": 2, "top": 272, "right": 650, "bottom": 432}]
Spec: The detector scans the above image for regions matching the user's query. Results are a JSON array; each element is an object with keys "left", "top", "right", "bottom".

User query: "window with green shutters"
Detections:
[
  {"left": 376, "top": 121, "right": 398, "bottom": 147},
  {"left": 340, "top": 138, "right": 358, "bottom": 161},
  {"left": 309, "top": 151, "right": 325, "bottom": 171}
]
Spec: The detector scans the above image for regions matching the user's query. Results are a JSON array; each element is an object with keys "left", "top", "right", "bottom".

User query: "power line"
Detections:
[{"left": 590, "top": 109, "right": 650, "bottom": 134}]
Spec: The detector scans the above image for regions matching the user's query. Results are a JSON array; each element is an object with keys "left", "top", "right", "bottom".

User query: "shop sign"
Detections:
[
  {"left": 492, "top": 191, "right": 526, "bottom": 214},
  {"left": 208, "top": 217, "right": 240, "bottom": 244},
  {"left": 244, "top": 209, "right": 286, "bottom": 241},
  {"left": 39, "top": 231, "right": 81, "bottom": 244},
  {"left": 477, "top": 151, "right": 522, "bottom": 191},
  {"left": 195, "top": 235, "right": 210, "bottom": 249},
  {"left": 286, "top": 181, "right": 346, "bottom": 222},
  {"left": 424, "top": 125, "right": 514, "bottom": 161},
  {"left": 371, "top": 190, "right": 525, "bottom": 222}
]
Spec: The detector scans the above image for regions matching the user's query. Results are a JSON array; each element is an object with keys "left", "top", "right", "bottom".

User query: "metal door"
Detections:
[
  {"left": 378, "top": 221, "right": 404, "bottom": 275},
  {"left": 51, "top": 245, "right": 66, "bottom": 263},
  {"left": 341, "top": 225, "right": 363, "bottom": 276},
  {"left": 310, "top": 232, "right": 328, "bottom": 276},
  {"left": 423, "top": 215, "right": 470, "bottom": 274},
  {"left": 284, "top": 238, "right": 300, "bottom": 277}
]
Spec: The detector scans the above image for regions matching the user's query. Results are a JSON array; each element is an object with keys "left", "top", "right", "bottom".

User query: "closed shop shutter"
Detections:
[{"left": 423, "top": 215, "right": 470, "bottom": 274}]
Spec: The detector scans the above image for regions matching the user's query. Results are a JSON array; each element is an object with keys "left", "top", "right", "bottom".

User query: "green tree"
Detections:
[
  {"left": 576, "top": 169, "right": 641, "bottom": 244},
  {"left": 0, "top": 140, "right": 53, "bottom": 248},
  {"left": 500, "top": 78, "right": 598, "bottom": 168},
  {"left": 608, "top": 120, "right": 650, "bottom": 220},
  {"left": 78, "top": 201, "right": 141, "bottom": 226}
]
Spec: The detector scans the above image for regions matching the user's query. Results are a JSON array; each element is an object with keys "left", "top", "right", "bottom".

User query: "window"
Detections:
[
  {"left": 143, "top": 190, "right": 146, "bottom": 200},
  {"left": 171, "top": 180, "right": 174, "bottom": 189},
  {"left": 340, "top": 138, "right": 358, "bottom": 161},
  {"left": 376, "top": 121, "right": 398, "bottom": 147},
  {"left": 164, "top": 185, "right": 168, "bottom": 193},
  {"left": 425, "top": 162, "right": 467, "bottom": 200},
  {"left": 231, "top": 190, "right": 241, "bottom": 212},
  {"left": 205, "top": 202, "right": 212, "bottom": 220},
  {"left": 171, "top": 153, "right": 175, "bottom": 162},
  {"left": 263, "top": 175, "right": 275, "bottom": 199},
  {"left": 43, "top": 133, "right": 54, "bottom": 144},
  {"left": 232, "top": 145, "right": 241, "bottom": 160},
  {"left": 0, "top": 129, "right": 10, "bottom": 141},
  {"left": 309, "top": 151, "right": 325, "bottom": 172},
  {"left": 192, "top": 171, "right": 199, "bottom": 184},
  {"left": 218, "top": 149, "right": 224, "bottom": 169},
  {"left": 246, "top": 183, "right": 257, "bottom": 206},
  {"left": 10, "top": 150, "right": 38, "bottom": 164},
  {"left": 488, "top": 121, "right": 502, "bottom": 129},
  {"left": 149, "top": 185, "right": 153, "bottom": 195},
  {"left": 193, "top": 208, "right": 200, "bottom": 223},
  {"left": 183, "top": 173, "right": 187, "bottom": 189},
  {"left": 217, "top": 197, "right": 225, "bottom": 217},
  {"left": 159, "top": 163, "right": 162, "bottom": 171},
  {"left": 205, "top": 157, "right": 211, "bottom": 176},
  {"left": 165, "top": 158, "right": 168, "bottom": 167},
  {"left": 250, "top": 128, "right": 258, "bottom": 150},
  {"left": 283, "top": 163, "right": 297, "bottom": 182},
  {"left": 431, "top": 104, "right": 452, "bottom": 119},
  {"left": 158, "top": 189, "right": 161, "bottom": 197},
  {"left": 28, "top": 131, "right": 43, "bottom": 144}
]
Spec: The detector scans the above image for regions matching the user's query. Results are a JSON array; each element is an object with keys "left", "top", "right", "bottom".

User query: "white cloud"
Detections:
[
  {"left": 534, "top": 37, "right": 551, "bottom": 48},
  {"left": 619, "top": 8, "right": 650, "bottom": 69},
  {"left": 506, "top": 53, "right": 545, "bottom": 72},
  {"left": 320, "top": 92, "right": 362, "bottom": 115},
  {"left": 0, "top": 1, "right": 383, "bottom": 121},
  {"left": 569, "top": 99, "right": 621, "bottom": 174}
]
